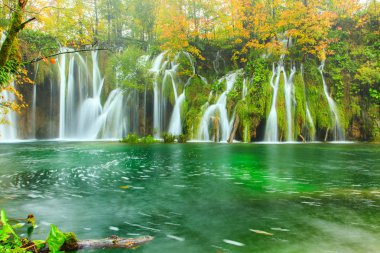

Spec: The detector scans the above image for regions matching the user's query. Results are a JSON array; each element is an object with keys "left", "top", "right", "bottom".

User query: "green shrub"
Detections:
[
  {"left": 162, "top": 133, "right": 176, "bottom": 143},
  {"left": 120, "top": 134, "right": 139, "bottom": 144},
  {"left": 177, "top": 134, "right": 187, "bottom": 143},
  {"left": 121, "top": 134, "right": 159, "bottom": 144},
  {"left": 139, "top": 135, "right": 157, "bottom": 144}
]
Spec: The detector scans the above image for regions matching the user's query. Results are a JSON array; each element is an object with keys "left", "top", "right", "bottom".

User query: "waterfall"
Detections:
[
  {"left": 151, "top": 51, "right": 192, "bottom": 138},
  {"left": 150, "top": 51, "right": 167, "bottom": 138},
  {"left": 58, "top": 50, "right": 67, "bottom": 139},
  {"left": 0, "top": 83, "right": 18, "bottom": 141},
  {"left": 264, "top": 57, "right": 297, "bottom": 142},
  {"left": 264, "top": 64, "right": 281, "bottom": 142},
  {"left": 305, "top": 106, "right": 315, "bottom": 140},
  {"left": 242, "top": 78, "right": 248, "bottom": 99},
  {"left": 318, "top": 61, "right": 344, "bottom": 141},
  {"left": 284, "top": 65, "right": 296, "bottom": 142},
  {"left": 31, "top": 63, "right": 39, "bottom": 139},
  {"left": 168, "top": 92, "right": 186, "bottom": 135},
  {"left": 197, "top": 72, "right": 239, "bottom": 142},
  {"left": 55, "top": 49, "right": 129, "bottom": 140}
]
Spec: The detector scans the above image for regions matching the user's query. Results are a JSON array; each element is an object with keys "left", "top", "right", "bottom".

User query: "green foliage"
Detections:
[
  {"left": 121, "top": 133, "right": 139, "bottom": 144},
  {"left": 140, "top": 135, "right": 158, "bottom": 144},
  {"left": 177, "top": 134, "right": 187, "bottom": 143},
  {"left": 0, "top": 210, "right": 73, "bottom": 253},
  {"left": 120, "top": 134, "right": 158, "bottom": 144},
  {"left": 293, "top": 72, "right": 306, "bottom": 137},
  {"left": 46, "top": 225, "right": 66, "bottom": 253},
  {"left": 162, "top": 133, "right": 176, "bottom": 143},
  {"left": 107, "top": 46, "right": 151, "bottom": 91},
  {"left": 19, "top": 29, "right": 59, "bottom": 61},
  {"left": 61, "top": 232, "right": 78, "bottom": 251},
  {"left": 0, "top": 210, "right": 22, "bottom": 247}
]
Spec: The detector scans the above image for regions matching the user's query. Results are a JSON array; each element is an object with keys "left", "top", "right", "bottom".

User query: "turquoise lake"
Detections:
[{"left": 0, "top": 142, "right": 379, "bottom": 252}]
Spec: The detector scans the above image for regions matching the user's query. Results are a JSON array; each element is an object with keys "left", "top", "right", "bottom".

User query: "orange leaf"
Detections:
[
  {"left": 41, "top": 56, "right": 48, "bottom": 64},
  {"left": 50, "top": 58, "right": 56, "bottom": 64}
]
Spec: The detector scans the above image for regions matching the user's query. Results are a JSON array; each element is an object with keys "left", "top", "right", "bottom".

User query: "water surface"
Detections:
[{"left": 0, "top": 142, "right": 379, "bottom": 252}]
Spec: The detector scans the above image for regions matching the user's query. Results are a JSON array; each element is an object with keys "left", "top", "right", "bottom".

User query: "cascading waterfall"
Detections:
[
  {"left": 284, "top": 65, "right": 296, "bottom": 142},
  {"left": 57, "top": 49, "right": 129, "bottom": 140},
  {"left": 0, "top": 44, "right": 349, "bottom": 143},
  {"left": 151, "top": 51, "right": 193, "bottom": 138},
  {"left": 168, "top": 92, "right": 185, "bottom": 135},
  {"left": 197, "top": 71, "right": 239, "bottom": 142},
  {"left": 0, "top": 82, "right": 18, "bottom": 141},
  {"left": 31, "top": 63, "right": 39, "bottom": 139},
  {"left": 264, "top": 64, "right": 281, "bottom": 142},
  {"left": 318, "top": 61, "right": 344, "bottom": 141},
  {"left": 264, "top": 58, "right": 297, "bottom": 142},
  {"left": 58, "top": 50, "right": 67, "bottom": 138},
  {"left": 150, "top": 51, "right": 167, "bottom": 138}
]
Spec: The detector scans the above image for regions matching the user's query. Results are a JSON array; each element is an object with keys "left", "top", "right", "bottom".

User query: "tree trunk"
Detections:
[{"left": 0, "top": 0, "right": 30, "bottom": 68}]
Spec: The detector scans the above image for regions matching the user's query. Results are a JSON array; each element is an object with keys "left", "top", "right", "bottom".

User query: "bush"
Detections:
[
  {"left": 162, "top": 133, "right": 176, "bottom": 143},
  {"left": 177, "top": 134, "right": 187, "bottom": 143},
  {"left": 139, "top": 135, "right": 157, "bottom": 144},
  {"left": 120, "top": 134, "right": 159, "bottom": 144},
  {"left": 120, "top": 134, "right": 139, "bottom": 144}
]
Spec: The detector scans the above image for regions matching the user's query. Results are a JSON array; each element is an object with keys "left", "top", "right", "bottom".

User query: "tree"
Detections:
[{"left": 0, "top": 0, "right": 34, "bottom": 74}]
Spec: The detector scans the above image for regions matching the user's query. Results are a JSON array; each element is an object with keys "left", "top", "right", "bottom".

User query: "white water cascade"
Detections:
[
  {"left": 197, "top": 71, "right": 239, "bottom": 142},
  {"left": 57, "top": 50, "right": 129, "bottom": 140},
  {"left": 284, "top": 66, "right": 296, "bottom": 141},
  {"left": 318, "top": 61, "right": 344, "bottom": 141},
  {"left": 150, "top": 51, "right": 193, "bottom": 138},
  {"left": 168, "top": 92, "right": 185, "bottom": 135},
  {"left": 0, "top": 83, "right": 18, "bottom": 141},
  {"left": 264, "top": 64, "right": 282, "bottom": 142},
  {"left": 150, "top": 51, "right": 167, "bottom": 138},
  {"left": 264, "top": 58, "right": 297, "bottom": 142},
  {"left": 31, "top": 63, "right": 40, "bottom": 139}
]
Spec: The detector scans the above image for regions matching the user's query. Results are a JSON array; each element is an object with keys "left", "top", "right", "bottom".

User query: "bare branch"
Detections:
[
  {"left": 20, "top": 17, "right": 36, "bottom": 29},
  {"left": 25, "top": 48, "right": 111, "bottom": 65}
]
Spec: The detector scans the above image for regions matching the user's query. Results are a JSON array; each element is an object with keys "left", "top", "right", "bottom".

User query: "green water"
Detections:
[{"left": 0, "top": 142, "right": 379, "bottom": 253}]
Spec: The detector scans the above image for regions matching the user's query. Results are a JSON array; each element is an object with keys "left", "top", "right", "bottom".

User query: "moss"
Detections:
[
  {"left": 293, "top": 72, "right": 306, "bottom": 137},
  {"left": 61, "top": 232, "right": 78, "bottom": 251}
]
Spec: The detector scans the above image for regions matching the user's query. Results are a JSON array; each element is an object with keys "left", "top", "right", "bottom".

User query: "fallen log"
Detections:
[
  {"left": 36, "top": 235, "right": 154, "bottom": 252},
  {"left": 73, "top": 235, "right": 154, "bottom": 250}
]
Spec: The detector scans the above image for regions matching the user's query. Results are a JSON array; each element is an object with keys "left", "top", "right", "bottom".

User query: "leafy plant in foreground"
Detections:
[{"left": 0, "top": 209, "right": 69, "bottom": 253}]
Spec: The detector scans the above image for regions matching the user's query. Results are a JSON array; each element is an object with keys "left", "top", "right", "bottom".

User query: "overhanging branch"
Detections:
[
  {"left": 19, "top": 17, "right": 36, "bottom": 30},
  {"left": 25, "top": 48, "right": 111, "bottom": 65}
]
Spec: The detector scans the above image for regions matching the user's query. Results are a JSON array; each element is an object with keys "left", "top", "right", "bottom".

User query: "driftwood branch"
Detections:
[
  {"left": 72, "top": 235, "right": 154, "bottom": 250},
  {"left": 25, "top": 48, "right": 111, "bottom": 64},
  {"left": 38, "top": 235, "right": 154, "bottom": 252}
]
